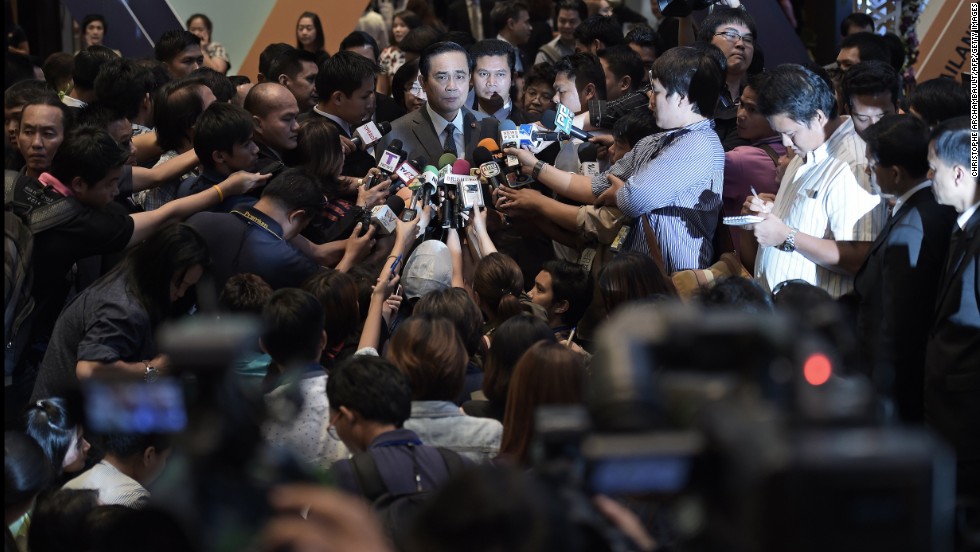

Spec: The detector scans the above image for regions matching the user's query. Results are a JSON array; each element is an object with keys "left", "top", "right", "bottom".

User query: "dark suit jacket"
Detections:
[
  {"left": 376, "top": 106, "right": 499, "bottom": 166},
  {"left": 374, "top": 91, "right": 407, "bottom": 126},
  {"left": 853, "top": 186, "right": 957, "bottom": 423},
  {"left": 924, "top": 207, "right": 980, "bottom": 489},
  {"left": 446, "top": 0, "right": 497, "bottom": 41}
]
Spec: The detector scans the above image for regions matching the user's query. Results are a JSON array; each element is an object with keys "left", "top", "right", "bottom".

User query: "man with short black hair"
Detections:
[
  {"left": 376, "top": 42, "right": 499, "bottom": 164},
  {"left": 836, "top": 31, "right": 890, "bottom": 72},
  {"left": 840, "top": 12, "right": 875, "bottom": 38},
  {"left": 907, "top": 78, "right": 970, "bottom": 128},
  {"left": 327, "top": 355, "right": 467, "bottom": 510},
  {"left": 16, "top": 97, "right": 73, "bottom": 179},
  {"left": 62, "top": 48, "right": 115, "bottom": 109},
  {"left": 186, "top": 169, "right": 341, "bottom": 290},
  {"left": 573, "top": 14, "right": 624, "bottom": 54},
  {"left": 491, "top": 1, "right": 533, "bottom": 74},
  {"left": 63, "top": 432, "right": 172, "bottom": 508},
  {"left": 266, "top": 48, "right": 319, "bottom": 113},
  {"left": 257, "top": 43, "right": 293, "bottom": 84},
  {"left": 155, "top": 30, "right": 204, "bottom": 78},
  {"left": 625, "top": 25, "right": 660, "bottom": 81},
  {"left": 536, "top": 0, "right": 587, "bottom": 65},
  {"left": 244, "top": 83, "right": 300, "bottom": 168},
  {"left": 261, "top": 288, "right": 349, "bottom": 469},
  {"left": 527, "top": 259, "right": 592, "bottom": 336},
  {"left": 841, "top": 60, "right": 899, "bottom": 136},
  {"left": 179, "top": 103, "right": 260, "bottom": 209},
  {"left": 552, "top": 52, "right": 606, "bottom": 115},
  {"left": 94, "top": 58, "right": 157, "bottom": 133},
  {"left": 308, "top": 50, "right": 380, "bottom": 178},
  {"left": 747, "top": 64, "right": 883, "bottom": 298},
  {"left": 924, "top": 116, "right": 980, "bottom": 500},
  {"left": 470, "top": 39, "right": 526, "bottom": 122},
  {"left": 853, "top": 114, "right": 956, "bottom": 424},
  {"left": 596, "top": 45, "right": 643, "bottom": 102}
]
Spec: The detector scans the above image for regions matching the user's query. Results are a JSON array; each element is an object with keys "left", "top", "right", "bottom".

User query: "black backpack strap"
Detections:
[
  {"left": 757, "top": 144, "right": 780, "bottom": 166},
  {"left": 436, "top": 447, "right": 466, "bottom": 476},
  {"left": 350, "top": 451, "right": 388, "bottom": 502}
]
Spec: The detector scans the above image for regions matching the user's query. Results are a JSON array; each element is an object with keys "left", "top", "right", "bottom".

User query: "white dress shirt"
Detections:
[
  {"left": 756, "top": 138, "right": 882, "bottom": 298},
  {"left": 426, "top": 102, "right": 465, "bottom": 156}
]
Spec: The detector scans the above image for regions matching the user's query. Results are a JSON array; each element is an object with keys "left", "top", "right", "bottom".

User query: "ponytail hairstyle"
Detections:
[
  {"left": 473, "top": 253, "right": 525, "bottom": 328},
  {"left": 23, "top": 397, "right": 82, "bottom": 478}
]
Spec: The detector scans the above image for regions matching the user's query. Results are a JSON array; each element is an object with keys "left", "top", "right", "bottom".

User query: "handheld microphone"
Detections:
[
  {"left": 451, "top": 159, "right": 471, "bottom": 176},
  {"left": 393, "top": 157, "right": 424, "bottom": 185},
  {"left": 499, "top": 119, "right": 520, "bottom": 149},
  {"left": 377, "top": 138, "right": 406, "bottom": 176},
  {"left": 542, "top": 109, "right": 592, "bottom": 141},
  {"left": 437, "top": 152, "right": 457, "bottom": 169},
  {"left": 401, "top": 187, "right": 421, "bottom": 222},
  {"left": 578, "top": 142, "right": 600, "bottom": 177},
  {"left": 366, "top": 194, "right": 404, "bottom": 235},
  {"left": 473, "top": 146, "right": 505, "bottom": 190},
  {"left": 419, "top": 165, "right": 439, "bottom": 206},
  {"left": 477, "top": 138, "right": 520, "bottom": 174},
  {"left": 351, "top": 120, "right": 392, "bottom": 149}
]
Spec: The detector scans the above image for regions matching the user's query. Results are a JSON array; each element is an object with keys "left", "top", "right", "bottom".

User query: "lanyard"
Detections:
[{"left": 231, "top": 209, "right": 283, "bottom": 241}]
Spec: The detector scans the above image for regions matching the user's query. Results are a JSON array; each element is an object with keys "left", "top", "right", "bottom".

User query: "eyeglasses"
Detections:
[
  {"left": 327, "top": 412, "right": 340, "bottom": 441},
  {"left": 714, "top": 30, "right": 754, "bottom": 46}
]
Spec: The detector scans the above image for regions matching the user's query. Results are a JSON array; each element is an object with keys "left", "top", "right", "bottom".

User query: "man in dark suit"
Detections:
[
  {"left": 924, "top": 116, "right": 980, "bottom": 499},
  {"left": 304, "top": 51, "right": 379, "bottom": 179},
  {"left": 376, "top": 42, "right": 499, "bottom": 166},
  {"left": 490, "top": 1, "right": 533, "bottom": 75},
  {"left": 446, "top": 0, "right": 497, "bottom": 43},
  {"left": 470, "top": 39, "right": 530, "bottom": 124},
  {"left": 852, "top": 115, "right": 956, "bottom": 424}
]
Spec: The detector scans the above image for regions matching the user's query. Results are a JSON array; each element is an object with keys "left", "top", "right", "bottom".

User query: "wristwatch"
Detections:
[
  {"left": 779, "top": 228, "right": 798, "bottom": 252},
  {"left": 143, "top": 361, "right": 159, "bottom": 383}
]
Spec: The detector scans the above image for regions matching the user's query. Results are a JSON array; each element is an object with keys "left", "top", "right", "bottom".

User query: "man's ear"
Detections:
[
  {"left": 212, "top": 149, "right": 227, "bottom": 168},
  {"left": 554, "top": 299, "right": 570, "bottom": 315},
  {"left": 620, "top": 75, "right": 632, "bottom": 95},
  {"left": 318, "top": 329, "right": 328, "bottom": 353},
  {"left": 258, "top": 337, "right": 268, "bottom": 354},
  {"left": 68, "top": 176, "right": 88, "bottom": 195},
  {"left": 143, "top": 446, "right": 157, "bottom": 467},
  {"left": 581, "top": 82, "right": 596, "bottom": 105},
  {"left": 330, "top": 90, "right": 346, "bottom": 106},
  {"left": 339, "top": 405, "right": 358, "bottom": 424},
  {"left": 277, "top": 74, "right": 290, "bottom": 87},
  {"left": 287, "top": 208, "right": 310, "bottom": 227},
  {"left": 592, "top": 39, "right": 603, "bottom": 53}
]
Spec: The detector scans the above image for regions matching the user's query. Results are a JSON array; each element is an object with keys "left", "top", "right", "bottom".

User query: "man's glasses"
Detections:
[{"left": 714, "top": 29, "right": 755, "bottom": 46}]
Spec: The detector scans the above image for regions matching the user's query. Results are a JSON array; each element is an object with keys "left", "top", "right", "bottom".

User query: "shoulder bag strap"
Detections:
[
  {"left": 436, "top": 447, "right": 466, "bottom": 476},
  {"left": 641, "top": 215, "right": 669, "bottom": 276},
  {"left": 350, "top": 451, "right": 388, "bottom": 502},
  {"left": 757, "top": 143, "right": 780, "bottom": 166}
]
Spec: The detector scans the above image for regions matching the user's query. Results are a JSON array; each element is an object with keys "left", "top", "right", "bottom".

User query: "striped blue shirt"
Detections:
[{"left": 592, "top": 118, "right": 725, "bottom": 272}]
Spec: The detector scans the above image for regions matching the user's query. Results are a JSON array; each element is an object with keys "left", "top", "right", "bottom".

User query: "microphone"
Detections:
[
  {"left": 473, "top": 146, "right": 505, "bottom": 190},
  {"left": 452, "top": 159, "right": 483, "bottom": 210},
  {"left": 366, "top": 194, "right": 405, "bottom": 236},
  {"left": 578, "top": 142, "right": 600, "bottom": 177},
  {"left": 419, "top": 165, "right": 439, "bottom": 206},
  {"left": 437, "top": 152, "right": 457, "bottom": 169},
  {"left": 499, "top": 119, "right": 519, "bottom": 149},
  {"left": 351, "top": 120, "right": 392, "bottom": 149},
  {"left": 477, "top": 138, "right": 520, "bottom": 174},
  {"left": 393, "top": 156, "right": 425, "bottom": 185},
  {"left": 377, "top": 138, "right": 406, "bottom": 176},
  {"left": 451, "top": 159, "right": 471, "bottom": 176},
  {"left": 541, "top": 109, "right": 592, "bottom": 141}
]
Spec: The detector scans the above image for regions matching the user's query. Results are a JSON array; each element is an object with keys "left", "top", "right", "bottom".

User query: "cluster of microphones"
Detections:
[{"left": 350, "top": 109, "right": 600, "bottom": 238}]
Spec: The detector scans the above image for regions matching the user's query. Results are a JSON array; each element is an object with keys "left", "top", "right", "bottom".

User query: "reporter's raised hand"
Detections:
[
  {"left": 503, "top": 147, "right": 538, "bottom": 176},
  {"left": 340, "top": 135, "right": 356, "bottom": 155},
  {"left": 222, "top": 170, "right": 273, "bottom": 196},
  {"left": 262, "top": 485, "right": 392, "bottom": 552}
]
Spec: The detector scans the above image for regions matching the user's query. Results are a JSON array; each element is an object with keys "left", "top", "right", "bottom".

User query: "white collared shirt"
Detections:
[
  {"left": 476, "top": 98, "right": 513, "bottom": 121},
  {"left": 61, "top": 95, "right": 86, "bottom": 108},
  {"left": 313, "top": 106, "right": 352, "bottom": 137},
  {"left": 958, "top": 202, "right": 980, "bottom": 230},
  {"left": 892, "top": 181, "right": 932, "bottom": 217},
  {"left": 426, "top": 102, "right": 465, "bottom": 156},
  {"left": 755, "top": 139, "right": 882, "bottom": 298}
]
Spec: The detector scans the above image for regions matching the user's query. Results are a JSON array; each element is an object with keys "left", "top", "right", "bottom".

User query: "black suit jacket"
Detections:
[
  {"left": 376, "top": 106, "right": 499, "bottom": 166},
  {"left": 924, "top": 207, "right": 980, "bottom": 487},
  {"left": 374, "top": 91, "right": 406, "bottom": 126},
  {"left": 853, "top": 187, "right": 957, "bottom": 422},
  {"left": 446, "top": 0, "right": 496, "bottom": 41}
]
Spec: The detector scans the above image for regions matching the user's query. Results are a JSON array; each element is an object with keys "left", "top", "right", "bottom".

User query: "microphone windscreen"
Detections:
[
  {"left": 452, "top": 159, "right": 471, "bottom": 175},
  {"left": 540, "top": 110, "right": 557, "bottom": 129},
  {"left": 388, "top": 137, "right": 402, "bottom": 150},
  {"left": 472, "top": 146, "right": 493, "bottom": 165},
  {"left": 437, "top": 152, "right": 457, "bottom": 169},
  {"left": 477, "top": 137, "right": 500, "bottom": 152},
  {"left": 378, "top": 121, "right": 393, "bottom": 135},
  {"left": 499, "top": 119, "right": 518, "bottom": 131},
  {"left": 385, "top": 194, "right": 405, "bottom": 215},
  {"left": 578, "top": 142, "right": 599, "bottom": 162},
  {"left": 410, "top": 157, "right": 427, "bottom": 169}
]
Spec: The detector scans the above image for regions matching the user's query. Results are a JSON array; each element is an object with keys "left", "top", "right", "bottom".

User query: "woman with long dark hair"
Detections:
[
  {"left": 295, "top": 12, "right": 330, "bottom": 66},
  {"left": 31, "top": 224, "right": 210, "bottom": 401}
]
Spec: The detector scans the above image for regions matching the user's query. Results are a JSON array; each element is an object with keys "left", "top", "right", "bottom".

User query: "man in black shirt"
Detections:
[{"left": 244, "top": 83, "right": 300, "bottom": 169}]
